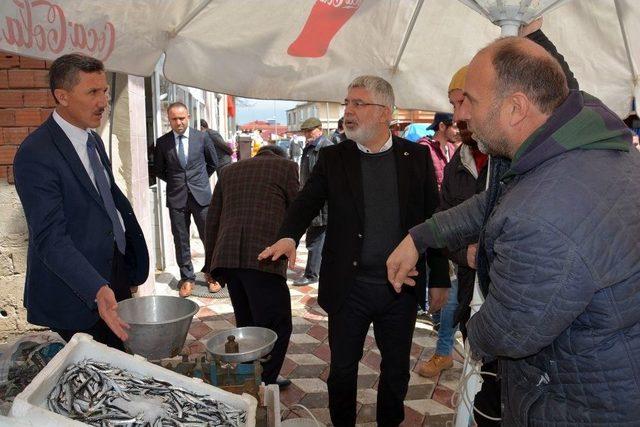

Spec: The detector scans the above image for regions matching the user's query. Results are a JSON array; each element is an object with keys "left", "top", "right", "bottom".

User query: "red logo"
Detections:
[
  {"left": 0, "top": 0, "right": 115, "bottom": 61},
  {"left": 288, "top": 0, "right": 362, "bottom": 58}
]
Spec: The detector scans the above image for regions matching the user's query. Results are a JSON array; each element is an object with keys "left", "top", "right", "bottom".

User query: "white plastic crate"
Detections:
[{"left": 8, "top": 333, "right": 257, "bottom": 426}]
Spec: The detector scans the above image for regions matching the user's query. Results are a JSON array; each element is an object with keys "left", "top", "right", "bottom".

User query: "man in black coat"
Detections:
[
  {"left": 260, "top": 75, "right": 450, "bottom": 427},
  {"left": 154, "top": 102, "right": 218, "bottom": 297},
  {"left": 200, "top": 119, "right": 233, "bottom": 172}
]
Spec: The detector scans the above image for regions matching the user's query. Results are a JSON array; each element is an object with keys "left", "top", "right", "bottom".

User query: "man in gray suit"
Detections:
[{"left": 154, "top": 102, "right": 219, "bottom": 297}]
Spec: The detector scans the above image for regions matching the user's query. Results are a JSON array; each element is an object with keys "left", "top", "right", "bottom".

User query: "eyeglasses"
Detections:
[{"left": 341, "top": 100, "right": 388, "bottom": 109}]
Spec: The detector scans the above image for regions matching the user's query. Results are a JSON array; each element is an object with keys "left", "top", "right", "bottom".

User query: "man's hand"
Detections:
[
  {"left": 467, "top": 243, "right": 478, "bottom": 269},
  {"left": 428, "top": 287, "right": 450, "bottom": 314},
  {"left": 257, "top": 238, "right": 297, "bottom": 269},
  {"left": 96, "top": 285, "right": 129, "bottom": 341},
  {"left": 386, "top": 234, "right": 420, "bottom": 293}
]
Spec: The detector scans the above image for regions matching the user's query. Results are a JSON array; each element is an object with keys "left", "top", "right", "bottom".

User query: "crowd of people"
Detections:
[{"left": 10, "top": 16, "right": 640, "bottom": 427}]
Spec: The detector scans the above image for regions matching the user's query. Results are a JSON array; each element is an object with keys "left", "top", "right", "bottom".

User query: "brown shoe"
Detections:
[
  {"left": 178, "top": 279, "right": 194, "bottom": 298},
  {"left": 205, "top": 273, "right": 222, "bottom": 293},
  {"left": 417, "top": 354, "right": 453, "bottom": 378}
]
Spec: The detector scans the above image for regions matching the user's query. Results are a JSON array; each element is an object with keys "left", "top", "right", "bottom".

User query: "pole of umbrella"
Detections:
[{"left": 496, "top": 19, "right": 521, "bottom": 36}]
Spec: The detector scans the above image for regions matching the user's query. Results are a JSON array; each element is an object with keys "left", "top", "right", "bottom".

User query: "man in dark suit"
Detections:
[
  {"left": 154, "top": 103, "right": 218, "bottom": 297},
  {"left": 260, "top": 76, "right": 450, "bottom": 426},
  {"left": 204, "top": 145, "right": 299, "bottom": 387},
  {"left": 13, "top": 54, "right": 149, "bottom": 350},
  {"left": 200, "top": 119, "right": 233, "bottom": 172}
]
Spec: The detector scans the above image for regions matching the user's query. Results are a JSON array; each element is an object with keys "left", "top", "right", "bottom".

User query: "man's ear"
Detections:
[
  {"left": 508, "top": 92, "right": 529, "bottom": 127},
  {"left": 438, "top": 122, "right": 447, "bottom": 133},
  {"left": 54, "top": 88, "right": 68, "bottom": 107}
]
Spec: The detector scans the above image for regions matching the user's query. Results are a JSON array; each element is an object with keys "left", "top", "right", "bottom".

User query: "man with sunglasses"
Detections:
[{"left": 259, "top": 75, "right": 449, "bottom": 426}]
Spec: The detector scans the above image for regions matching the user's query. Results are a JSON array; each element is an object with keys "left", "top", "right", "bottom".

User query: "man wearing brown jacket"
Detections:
[{"left": 203, "top": 145, "right": 299, "bottom": 387}]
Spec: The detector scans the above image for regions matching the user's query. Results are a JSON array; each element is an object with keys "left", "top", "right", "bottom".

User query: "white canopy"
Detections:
[{"left": 0, "top": 0, "right": 637, "bottom": 117}]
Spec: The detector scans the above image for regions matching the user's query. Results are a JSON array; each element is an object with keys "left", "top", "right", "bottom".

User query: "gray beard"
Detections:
[
  {"left": 477, "top": 138, "right": 490, "bottom": 155},
  {"left": 345, "top": 126, "right": 376, "bottom": 145}
]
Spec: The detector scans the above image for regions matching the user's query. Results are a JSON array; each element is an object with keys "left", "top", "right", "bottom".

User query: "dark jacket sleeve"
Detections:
[
  {"left": 208, "top": 129, "right": 233, "bottom": 155},
  {"left": 438, "top": 161, "right": 470, "bottom": 268},
  {"left": 422, "top": 144, "right": 451, "bottom": 288},
  {"left": 204, "top": 169, "right": 224, "bottom": 274},
  {"left": 527, "top": 29, "right": 579, "bottom": 90},
  {"left": 203, "top": 132, "right": 219, "bottom": 176},
  {"left": 154, "top": 138, "right": 167, "bottom": 182},
  {"left": 278, "top": 148, "right": 329, "bottom": 245},
  {"left": 13, "top": 142, "right": 107, "bottom": 307}
]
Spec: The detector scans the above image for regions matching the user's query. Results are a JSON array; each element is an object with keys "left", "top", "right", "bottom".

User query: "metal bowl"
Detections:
[
  {"left": 206, "top": 327, "right": 277, "bottom": 363},
  {"left": 117, "top": 295, "right": 199, "bottom": 360}
]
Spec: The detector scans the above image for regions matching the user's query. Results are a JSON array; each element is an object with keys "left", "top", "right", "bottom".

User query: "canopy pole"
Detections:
[
  {"left": 170, "top": 0, "right": 214, "bottom": 38},
  {"left": 392, "top": 0, "right": 425, "bottom": 74},
  {"left": 496, "top": 19, "right": 521, "bottom": 37},
  {"left": 613, "top": 0, "right": 638, "bottom": 101}
]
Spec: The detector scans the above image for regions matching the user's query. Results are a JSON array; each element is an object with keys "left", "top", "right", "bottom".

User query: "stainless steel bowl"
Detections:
[
  {"left": 206, "top": 327, "right": 277, "bottom": 363},
  {"left": 117, "top": 295, "right": 199, "bottom": 360}
]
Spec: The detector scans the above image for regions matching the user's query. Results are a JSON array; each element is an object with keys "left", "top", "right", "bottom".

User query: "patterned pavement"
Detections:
[{"left": 155, "top": 238, "right": 463, "bottom": 426}]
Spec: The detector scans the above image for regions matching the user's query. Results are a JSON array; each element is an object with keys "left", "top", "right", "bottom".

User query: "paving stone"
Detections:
[
  {"left": 361, "top": 351, "right": 381, "bottom": 372},
  {"left": 422, "top": 413, "right": 455, "bottom": 427},
  {"left": 405, "top": 398, "right": 455, "bottom": 416},
  {"left": 356, "top": 374, "right": 378, "bottom": 390},
  {"left": 412, "top": 335, "right": 438, "bottom": 348},
  {"left": 291, "top": 378, "right": 328, "bottom": 393},
  {"left": 357, "top": 362, "right": 376, "bottom": 376},
  {"left": 313, "top": 344, "right": 331, "bottom": 363},
  {"left": 307, "top": 324, "right": 328, "bottom": 341},
  {"left": 298, "top": 392, "right": 329, "bottom": 409},
  {"left": 356, "top": 388, "right": 377, "bottom": 405},
  {"left": 319, "top": 366, "right": 330, "bottom": 382},
  {"left": 308, "top": 408, "right": 332, "bottom": 425},
  {"left": 401, "top": 405, "right": 425, "bottom": 426},
  {"left": 209, "top": 303, "right": 234, "bottom": 314},
  {"left": 356, "top": 403, "right": 377, "bottom": 423},
  {"left": 279, "top": 384, "right": 305, "bottom": 407},
  {"left": 292, "top": 316, "right": 312, "bottom": 325},
  {"left": 196, "top": 306, "right": 217, "bottom": 319},
  {"left": 432, "top": 385, "right": 456, "bottom": 409},
  {"left": 201, "top": 319, "right": 235, "bottom": 332},
  {"left": 188, "top": 322, "right": 212, "bottom": 340},
  {"left": 292, "top": 323, "right": 312, "bottom": 334},
  {"left": 280, "top": 356, "right": 298, "bottom": 377},
  {"left": 290, "top": 364, "right": 326, "bottom": 378},
  {"left": 439, "top": 367, "right": 463, "bottom": 391},
  {"left": 290, "top": 333, "right": 320, "bottom": 345},
  {"left": 288, "top": 353, "right": 325, "bottom": 365},
  {"left": 405, "top": 383, "right": 436, "bottom": 401},
  {"left": 409, "top": 370, "right": 437, "bottom": 386}
]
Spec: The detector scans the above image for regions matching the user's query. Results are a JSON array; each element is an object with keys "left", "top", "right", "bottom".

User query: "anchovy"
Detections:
[{"left": 47, "top": 359, "right": 247, "bottom": 426}]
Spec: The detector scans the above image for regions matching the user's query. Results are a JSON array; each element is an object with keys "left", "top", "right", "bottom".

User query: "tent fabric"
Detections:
[{"left": 0, "top": 0, "right": 636, "bottom": 117}]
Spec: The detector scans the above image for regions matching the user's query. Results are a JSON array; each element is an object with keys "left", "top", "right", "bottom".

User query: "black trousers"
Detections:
[
  {"left": 53, "top": 247, "right": 131, "bottom": 351},
  {"left": 327, "top": 280, "right": 417, "bottom": 427},
  {"left": 168, "top": 193, "right": 208, "bottom": 281},
  {"left": 304, "top": 225, "right": 326, "bottom": 279},
  {"left": 474, "top": 360, "right": 501, "bottom": 426},
  {"left": 219, "top": 268, "right": 292, "bottom": 385}
]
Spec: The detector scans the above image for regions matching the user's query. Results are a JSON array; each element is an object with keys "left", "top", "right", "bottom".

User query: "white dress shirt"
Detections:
[
  {"left": 356, "top": 132, "right": 393, "bottom": 154},
  {"left": 53, "top": 110, "right": 125, "bottom": 229}
]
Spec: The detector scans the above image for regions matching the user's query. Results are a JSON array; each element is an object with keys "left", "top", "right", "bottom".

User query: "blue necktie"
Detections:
[
  {"left": 86, "top": 133, "right": 126, "bottom": 254},
  {"left": 178, "top": 134, "right": 187, "bottom": 168}
]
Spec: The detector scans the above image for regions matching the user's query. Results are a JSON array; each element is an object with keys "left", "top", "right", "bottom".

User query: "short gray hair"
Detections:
[{"left": 348, "top": 75, "right": 395, "bottom": 110}]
